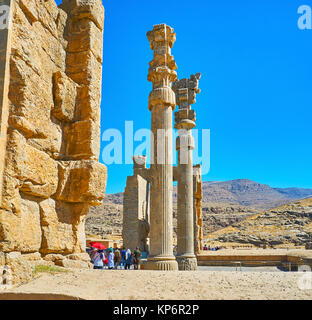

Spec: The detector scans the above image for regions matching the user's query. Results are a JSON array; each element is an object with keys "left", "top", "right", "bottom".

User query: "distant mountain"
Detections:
[
  {"left": 199, "top": 179, "right": 312, "bottom": 209},
  {"left": 105, "top": 179, "right": 312, "bottom": 210}
]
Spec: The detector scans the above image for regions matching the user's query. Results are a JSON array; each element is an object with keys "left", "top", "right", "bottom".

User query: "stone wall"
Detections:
[{"left": 0, "top": 0, "right": 107, "bottom": 284}]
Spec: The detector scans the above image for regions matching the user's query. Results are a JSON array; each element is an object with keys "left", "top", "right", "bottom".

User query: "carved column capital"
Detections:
[{"left": 147, "top": 24, "right": 178, "bottom": 111}]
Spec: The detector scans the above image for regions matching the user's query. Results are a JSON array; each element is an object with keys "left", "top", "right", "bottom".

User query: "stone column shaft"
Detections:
[
  {"left": 177, "top": 130, "right": 195, "bottom": 256},
  {"left": 145, "top": 24, "right": 178, "bottom": 270},
  {"left": 173, "top": 73, "right": 201, "bottom": 270}
]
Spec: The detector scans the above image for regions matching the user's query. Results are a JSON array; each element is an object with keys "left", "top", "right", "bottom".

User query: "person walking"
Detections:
[
  {"left": 107, "top": 248, "right": 115, "bottom": 270},
  {"left": 121, "top": 247, "right": 126, "bottom": 269},
  {"left": 134, "top": 247, "right": 142, "bottom": 270},
  {"left": 92, "top": 250, "right": 104, "bottom": 270},
  {"left": 125, "top": 249, "right": 133, "bottom": 270},
  {"left": 114, "top": 248, "right": 122, "bottom": 269}
]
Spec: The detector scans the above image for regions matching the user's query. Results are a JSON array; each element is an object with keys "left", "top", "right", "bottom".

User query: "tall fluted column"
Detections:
[
  {"left": 145, "top": 24, "right": 178, "bottom": 271},
  {"left": 173, "top": 73, "right": 201, "bottom": 270}
]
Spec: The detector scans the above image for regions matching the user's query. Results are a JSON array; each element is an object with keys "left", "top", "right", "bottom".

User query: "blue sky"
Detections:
[{"left": 56, "top": 0, "right": 312, "bottom": 193}]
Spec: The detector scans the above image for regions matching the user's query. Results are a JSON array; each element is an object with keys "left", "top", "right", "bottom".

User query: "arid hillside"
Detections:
[
  {"left": 86, "top": 179, "right": 312, "bottom": 239},
  {"left": 86, "top": 199, "right": 260, "bottom": 239},
  {"left": 204, "top": 198, "right": 312, "bottom": 248}
]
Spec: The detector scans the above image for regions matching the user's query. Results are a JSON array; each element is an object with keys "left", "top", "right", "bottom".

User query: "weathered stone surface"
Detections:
[
  {"left": 66, "top": 253, "right": 90, "bottom": 262},
  {"left": 4, "top": 129, "right": 59, "bottom": 199},
  {"left": 19, "top": 0, "right": 39, "bottom": 23},
  {"left": 19, "top": 197, "right": 42, "bottom": 252},
  {"left": 52, "top": 71, "right": 77, "bottom": 122},
  {"left": 5, "top": 252, "right": 33, "bottom": 285},
  {"left": 61, "top": 0, "right": 105, "bottom": 31},
  {"left": 0, "top": 195, "right": 42, "bottom": 253},
  {"left": 56, "top": 160, "right": 107, "bottom": 204},
  {"left": 42, "top": 254, "right": 65, "bottom": 262},
  {"left": 0, "top": 252, "right": 5, "bottom": 266},
  {"left": 123, "top": 171, "right": 150, "bottom": 251},
  {"left": 66, "top": 19, "right": 103, "bottom": 63},
  {"left": 64, "top": 120, "right": 101, "bottom": 160},
  {"left": 39, "top": 199, "right": 77, "bottom": 255},
  {"left": 22, "top": 252, "right": 42, "bottom": 261},
  {"left": 0, "top": 0, "right": 105, "bottom": 285},
  {"left": 55, "top": 258, "right": 90, "bottom": 269}
]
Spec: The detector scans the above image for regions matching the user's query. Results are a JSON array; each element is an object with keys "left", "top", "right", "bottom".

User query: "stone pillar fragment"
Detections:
[
  {"left": 173, "top": 73, "right": 201, "bottom": 270},
  {"left": 145, "top": 24, "right": 178, "bottom": 270},
  {"left": 123, "top": 156, "right": 150, "bottom": 252},
  {"left": 193, "top": 164, "right": 203, "bottom": 254}
]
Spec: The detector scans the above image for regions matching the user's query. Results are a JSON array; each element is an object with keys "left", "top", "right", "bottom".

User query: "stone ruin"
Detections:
[
  {"left": 123, "top": 24, "right": 203, "bottom": 270},
  {"left": 0, "top": 0, "right": 107, "bottom": 284}
]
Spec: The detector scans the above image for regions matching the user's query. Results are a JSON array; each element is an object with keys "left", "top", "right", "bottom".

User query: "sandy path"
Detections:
[{"left": 5, "top": 269, "right": 312, "bottom": 300}]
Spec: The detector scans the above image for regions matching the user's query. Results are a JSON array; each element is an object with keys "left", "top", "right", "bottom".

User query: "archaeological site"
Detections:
[
  {"left": 0, "top": 1, "right": 312, "bottom": 303},
  {"left": 0, "top": 0, "right": 203, "bottom": 284}
]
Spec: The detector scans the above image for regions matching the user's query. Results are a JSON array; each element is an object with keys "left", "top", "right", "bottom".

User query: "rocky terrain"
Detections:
[
  {"left": 205, "top": 198, "right": 312, "bottom": 247},
  {"left": 87, "top": 201, "right": 123, "bottom": 238},
  {"left": 86, "top": 198, "right": 260, "bottom": 239},
  {"left": 86, "top": 179, "right": 312, "bottom": 240}
]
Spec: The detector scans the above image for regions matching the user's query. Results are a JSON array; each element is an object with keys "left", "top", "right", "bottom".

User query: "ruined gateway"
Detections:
[
  {"left": 123, "top": 24, "right": 204, "bottom": 271},
  {"left": 0, "top": 0, "right": 107, "bottom": 284}
]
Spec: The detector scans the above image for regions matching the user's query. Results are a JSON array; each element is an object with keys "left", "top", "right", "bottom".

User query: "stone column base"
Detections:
[
  {"left": 145, "top": 256, "right": 178, "bottom": 271},
  {"left": 176, "top": 256, "right": 198, "bottom": 271}
]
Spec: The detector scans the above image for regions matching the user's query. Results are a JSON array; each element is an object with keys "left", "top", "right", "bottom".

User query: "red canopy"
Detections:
[{"left": 89, "top": 242, "right": 107, "bottom": 250}]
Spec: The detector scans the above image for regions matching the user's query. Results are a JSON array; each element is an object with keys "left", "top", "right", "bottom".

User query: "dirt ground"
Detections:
[{"left": 4, "top": 269, "right": 312, "bottom": 300}]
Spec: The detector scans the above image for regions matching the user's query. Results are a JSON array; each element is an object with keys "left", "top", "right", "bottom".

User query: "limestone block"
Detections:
[
  {"left": 56, "top": 160, "right": 107, "bottom": 204},
  {"left": 9, "top": 56, "right": 63, "bottom": 154},
  {"left": 36, "top": 0, "right": 59, "bottom": 38},
  {"left": 42, "top": 254, "right": 65, "bottom": 262},
  {"left": 66, "top": 50, "right": 102, "bottom": 87},
  {"left": 31, "top": 20, "right": 66, "bottom": 71},
  {"left": 0, "top": 210, "right": 21, "bottom": 252},
  {"left": 55, "top": 8, "right": 68, "bottom": 50},
  {"left": 20, "top": 197, "right": 42, "bottom": 252},
  {"left": 0, "top": 252, "right": 5, "bottom": 266},
  {"left": 52, "top": 71, "right": 77, "bottom": 122},
  {"left": 66, "top": 253, "right": 90, "bottom": 262},
  {"left": 39, "top": 199, "right": 76, "bottom": 255},
  {"left": 75, "top": 86, "right": 101, "bottom": 122},
  {"left": 67, "top": 19, "right": 103, "bottom": 63},
  {"left": 0, "top": 196, "right": 42, "bottom": 253},
  {"left": 19, "top": 0, "right": 39, "bottom": 23},
  {"left": 61, "top": 0, "right": 105, "bottom": 31},
  {"left": 63, "top": 120, "right": 101, "bottom": 160},
  {"left": 55, "top": 258, "right": 90, "bottom": 269},
  {"left": 5, "top": 252, "right": 33, "bottom": 285},
  {"left": 11, "top": 5, "right": 62, "bottom": 80},
  {"left": 21, "top": 252, "right": 42, "bottom": 261},
  {"left": 5, "top": 130, "right": 58, "bottom": 198}
]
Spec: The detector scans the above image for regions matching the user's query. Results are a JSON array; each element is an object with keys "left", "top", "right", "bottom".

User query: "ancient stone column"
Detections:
[
  {"left": 145, "top": 24, "right": 178, "bottom": 270},
  {"left": 173, "top": 73, "right": 201, "bottom": 270}
]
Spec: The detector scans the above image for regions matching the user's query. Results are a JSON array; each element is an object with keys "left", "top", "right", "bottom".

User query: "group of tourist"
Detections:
[
  {"left": 88, "top": 247, "right": 142, "bottom": 270},
  {"left": 203, "top": 244, "right": 221, "bottom": 251}
]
